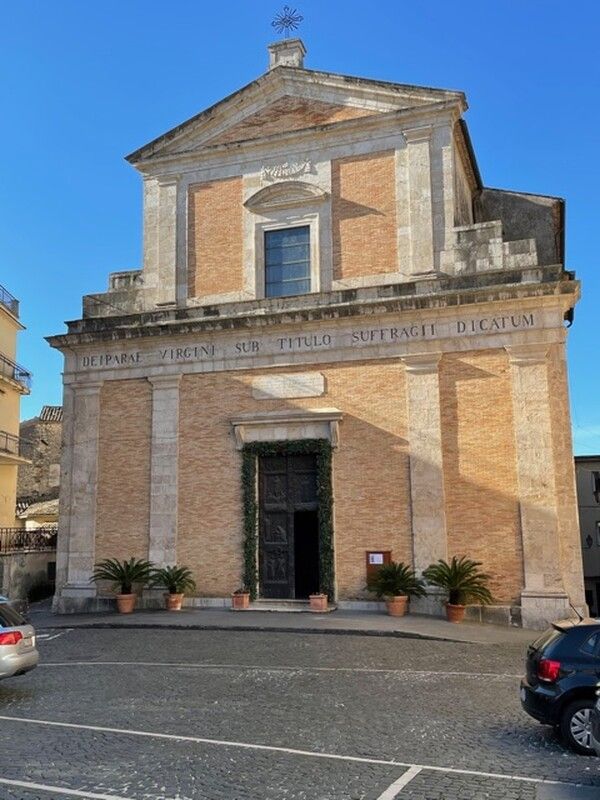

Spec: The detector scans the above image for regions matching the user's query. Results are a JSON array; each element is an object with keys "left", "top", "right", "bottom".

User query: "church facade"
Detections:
[{"left": 48, "top": 39, "right": 585, "bottom": 628}]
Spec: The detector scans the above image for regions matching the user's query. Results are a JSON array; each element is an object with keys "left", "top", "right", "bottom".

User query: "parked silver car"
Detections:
[{"left": 0, "top": 600, "right": 39, "bottom": 679}]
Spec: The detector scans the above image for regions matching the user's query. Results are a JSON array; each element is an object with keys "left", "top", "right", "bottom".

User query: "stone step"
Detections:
[{"left": 246, "top": 599, "right": 336, "bottom": 613}]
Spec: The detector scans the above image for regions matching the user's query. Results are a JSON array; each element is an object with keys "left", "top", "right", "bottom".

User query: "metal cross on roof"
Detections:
[{"left": 271, "top": 6, "right": 303, "bottom": 38}]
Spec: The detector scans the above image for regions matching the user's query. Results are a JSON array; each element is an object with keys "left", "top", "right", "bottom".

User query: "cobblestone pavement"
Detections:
[{"left": 0, "top": 628, "right": 598, "bottom": 800}]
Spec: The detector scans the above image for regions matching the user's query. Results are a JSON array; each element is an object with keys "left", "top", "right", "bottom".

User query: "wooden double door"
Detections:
[{"left": 258, "top": 454, "right": 320, "bottom": 599}]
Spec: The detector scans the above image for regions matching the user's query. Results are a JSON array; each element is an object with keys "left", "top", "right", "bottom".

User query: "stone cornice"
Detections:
[
  {"left": 231, "top": 408, "right": 343, "bottom": 450},
  {"left": 282, "top": 68, "right": 466, "bottom": 109},
  {"left": 505, "top": 343, "right": 551, "bottom": 365},
  {"left": 47, "top": 268, "right": 578, "bottom": 350},
  {"left": 453, "top": 120, "right": 480, "bottom": 193},
  {"left": 403, "top": 125, "right": 433, "bottom": 144},
  {"left": 401, "top": 353, "right": 442, "bottom": 373},
  {"left": 147, "top": 374, "right": 182, "bottom": 389}
]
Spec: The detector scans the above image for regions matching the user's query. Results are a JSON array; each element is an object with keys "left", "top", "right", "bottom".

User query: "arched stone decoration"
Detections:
[{"left": 244, "top": 180, "right": 328, "bottom": 213}]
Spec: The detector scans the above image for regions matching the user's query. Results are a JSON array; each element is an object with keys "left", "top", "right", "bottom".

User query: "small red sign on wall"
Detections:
[{"left": 366, "top": 550, "right": 391, "bottom": 583}]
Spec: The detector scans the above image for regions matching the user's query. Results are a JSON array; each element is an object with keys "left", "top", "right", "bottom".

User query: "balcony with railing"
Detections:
[
  {"left": 0, "top": 430, "right": 31, "bottom": 464},
  {"left": 0, "top": 527, "right": 57, "bottom": 556},
  {"left": 0, "top": 284, "right": 19, "bottom": 318},
  {"left": 0, "top": 352, "right": 32, "bottom": 392}
]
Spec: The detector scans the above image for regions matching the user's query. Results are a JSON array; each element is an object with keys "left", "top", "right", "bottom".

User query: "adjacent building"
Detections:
[
  {"left": 1, "top": 401, "right": 61, "bottom": 598},
  {"left": 18, "top": 405, "right": 62, "bottom": 528},
  {"left": 0, "top": 284, "right": 49, "bottom": 601},
  {"left": 0, "top": 282, "right": 31, "bottom": 527},
  {"left": 48, "top": 39, "right": 585, "bottom": 628},
  {"left": 575, "top": 456, "right": 600, "bottom": 616}
]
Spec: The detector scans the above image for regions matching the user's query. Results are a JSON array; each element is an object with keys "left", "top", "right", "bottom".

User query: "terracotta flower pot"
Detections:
[
  {"left": 116, "top": 593, "right": 136, "bottom": 614},
  {"left": 309, "top": 593, "right": 328, "bottom": 612},
  {"left": 165, "top": 593, "right": 184, "bottom": 611},
  {"left": 385, "top": 595, "right": 408, "bottom": 617},
  {"left": 231, "top": 592, "right": 250, "bottom": 610},
  {"left": 446, "top": 603, "right": 466, "bottom": 623}
]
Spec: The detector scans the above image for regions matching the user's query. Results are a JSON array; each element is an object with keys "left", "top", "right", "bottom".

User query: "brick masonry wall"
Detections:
[
  {"left": 188, "top": 177, "right": 243, "bottom": 299},
  {"left": 90, "top": 352, "right": 541, "bottom": 604},
  {"left": 207, "top": 97, "right": 374, "bottom": 147},
  {"left": 331, "top": 150, "right": 398, "bottom": 280},
  {"left": 439, "top": 350, "right": 523, "bottom": 603},
  {"left": 177, "top": 361, "right": 411, "bottom": 599},
  {"left": 96, "top": 380, "right": 151, "bottom": 564}
]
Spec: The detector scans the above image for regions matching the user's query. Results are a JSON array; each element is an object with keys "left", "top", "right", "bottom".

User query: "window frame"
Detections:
[
  {"left": 254, "top": 213, "right": 321, "bottom": 300},
  {"left": 264, "top": 225, "right": 312, "bottom": 299},
  {"left": 591, "top": 471, "right": 600, "bottom": 504}
]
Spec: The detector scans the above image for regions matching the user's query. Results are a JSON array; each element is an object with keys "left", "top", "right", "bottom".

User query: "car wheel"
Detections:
[{"left": 560, "top": 699, "right": 596, "bottom": 755}]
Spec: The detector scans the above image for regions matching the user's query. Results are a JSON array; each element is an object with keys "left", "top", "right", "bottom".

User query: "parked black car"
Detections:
[
  {"left": 520, "top": 618, "right": 600, "bottom": 754},
  {"left": 592, "top": 686, "right": 600, "bottom": 756}
]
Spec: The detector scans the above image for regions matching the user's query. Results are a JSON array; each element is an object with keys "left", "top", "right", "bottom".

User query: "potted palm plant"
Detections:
[
  {"left": 423, "top": 555, "right": 493, "bottom": 623},
  {"left": 91, "top": 557, "right": 153, "bottom": 613},
  {"left": 309, "top": 592, "right": 328, "bottom": 612},
  {"left": 150, "top": 565, "right": 196, "bottom": 611},
  {"left": 367, "top": 561, "right": 426, "bottom": 616},
  {"left": 231, "top": 587, "right": 250, "bottom": 610}
]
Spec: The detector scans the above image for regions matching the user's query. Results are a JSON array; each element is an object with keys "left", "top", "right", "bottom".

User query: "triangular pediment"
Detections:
[
  {"left": 127, "top": 67, "right": 466, "bottom": 165},
  {"left": 205, "top": 96, "right": 376, "bottom": 147}
]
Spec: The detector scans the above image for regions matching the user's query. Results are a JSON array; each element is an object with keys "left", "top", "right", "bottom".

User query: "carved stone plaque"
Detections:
[{"left": 252, "top": 372, "right": 325, "bottom": 400}]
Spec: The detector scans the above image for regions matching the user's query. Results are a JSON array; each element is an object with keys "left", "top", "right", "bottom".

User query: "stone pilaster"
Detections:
[
  {"left": 402, "top": 353, "right": 447, "bottom": 614},
  {"left": 148, "top": 374, "right": 181, "bottom": 566},
  {"left": 142, "top": 178, "right": 159, "bottom": 285},
  {"left": 156, "top": 176, "right": 179, "bottom": 307},
  {"left": 52, "top": 383, "right": 74, "bottom": 605},
  {"left": 506, "top": 344, "right": 570, "bottom": 628},
  {"left": 404, "top": 126, "right": 435, "bottom": 276},
  {"left": 54, "top": 381, "right": 102, "bottom": 611},
  {"left": 551, "top": 342, "right": 587, "bottom": 612},
  {"left": 141, "top": 176, "right": 179, "bottom": 307},
  {"left": 431, "top": 123, "right": 454, "bottom": 259}
]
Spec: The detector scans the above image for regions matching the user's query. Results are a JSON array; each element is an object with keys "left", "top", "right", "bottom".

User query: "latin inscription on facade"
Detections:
[{"left": 78, "top": 313, "right": 537, "bottom": 371}]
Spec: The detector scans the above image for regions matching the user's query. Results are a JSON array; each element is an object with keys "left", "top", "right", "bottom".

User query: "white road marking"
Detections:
[
  {"left": 37, "top": 660, "right": 521, "bottom": 679},
  {"left": 37, "top": 629, "right": 72, "bottom": 641},
  {"left": 376, "top": 766, "right": 422, "bottom": 799},
  {"left": 0, "top": 714, "right": 577, "bottom": 787},
  {"left": 0, "top": 775, "right": 143, "bottom": 800}
]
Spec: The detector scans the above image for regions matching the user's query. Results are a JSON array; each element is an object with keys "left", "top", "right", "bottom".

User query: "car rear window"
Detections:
[
  {"left": 0, "top": 604, "right": 26, "bottom": 628},
  {"left": 531, "top": 628, "right": 564, "bottom": 651},
  {"left": 581, "top": 631, "right": 600, "bottom": 656}
]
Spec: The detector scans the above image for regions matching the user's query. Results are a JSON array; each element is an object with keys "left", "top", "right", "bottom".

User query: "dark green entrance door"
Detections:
[{"left": 258, "top": 454, "right": 319, "bottom": 599}]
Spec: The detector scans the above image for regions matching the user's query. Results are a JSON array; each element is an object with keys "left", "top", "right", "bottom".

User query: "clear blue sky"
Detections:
[{"left": 1, "top": 1, "right": 598, "bottom": 452}]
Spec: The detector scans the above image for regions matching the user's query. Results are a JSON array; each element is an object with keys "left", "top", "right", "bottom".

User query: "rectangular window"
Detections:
[
  {"left": 264, "top": 226, "right": 310, "bottom": 298},
  {"left": 592, "top": 471, "right": 600, "bottom": 503}
]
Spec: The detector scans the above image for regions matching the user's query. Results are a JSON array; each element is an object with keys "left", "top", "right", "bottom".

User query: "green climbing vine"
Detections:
[{"left": 241, "top": 439, "right": 334, "bottom": 600}]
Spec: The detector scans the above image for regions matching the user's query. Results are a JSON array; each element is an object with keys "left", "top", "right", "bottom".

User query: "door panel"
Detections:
[
  {"left": 258, "top": 454, "right": 318, "bottom": 599},
  {"left": 259, "top": 457, "right": 292, "bottom": 599}
]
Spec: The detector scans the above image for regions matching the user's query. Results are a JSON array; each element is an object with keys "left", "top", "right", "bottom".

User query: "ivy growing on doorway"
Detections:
[{"left": 241, "top": 439, "right": 334, "bottom": 601}]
